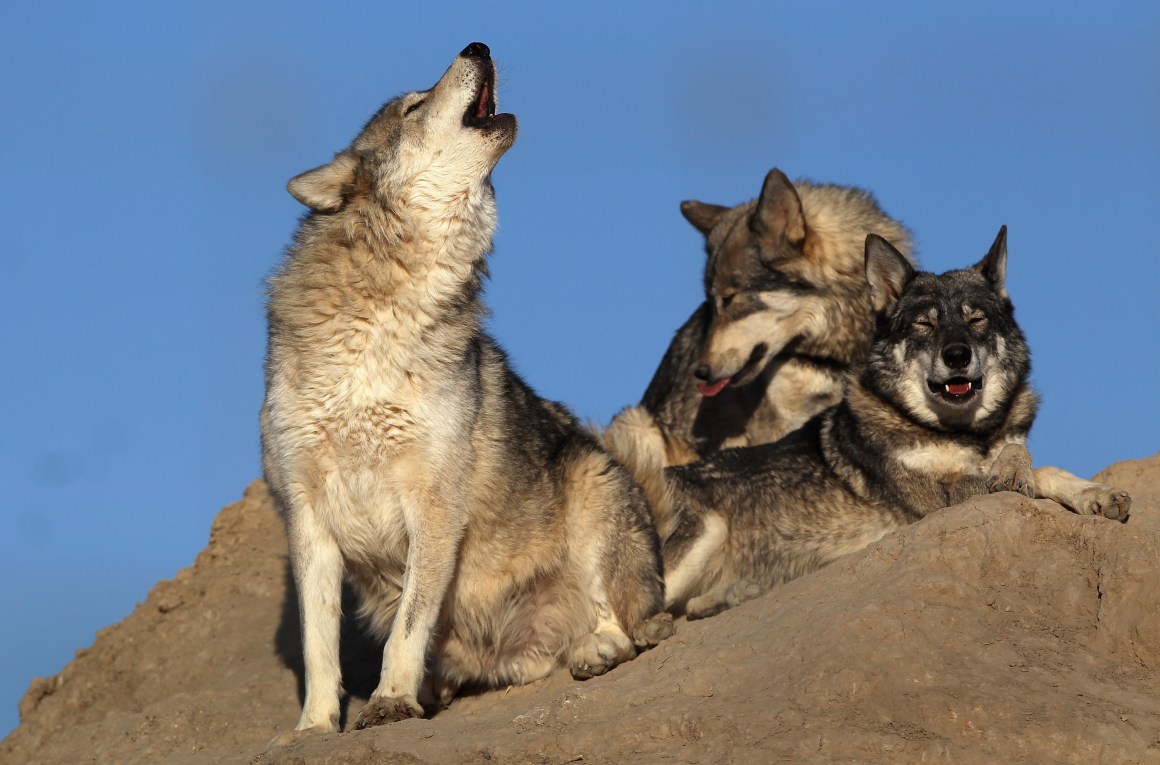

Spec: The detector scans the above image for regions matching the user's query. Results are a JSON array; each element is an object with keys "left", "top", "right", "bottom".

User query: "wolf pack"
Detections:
[{"left": 260, "top": 44, "right": 1133, "bottom": 742}]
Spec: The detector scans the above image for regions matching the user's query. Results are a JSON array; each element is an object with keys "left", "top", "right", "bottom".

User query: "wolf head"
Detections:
[
  {"left": 862, "top": 226, "right": 1031, "bottom": 433},
  {"left": 286, "top": 42, "right": 517, "bottom": 215},
  {"left": 681, "top": 169, "right": 831, "bottom": 396}
]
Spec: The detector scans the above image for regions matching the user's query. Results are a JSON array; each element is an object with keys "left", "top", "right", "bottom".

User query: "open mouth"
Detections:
[
  {"left": 463, "top": 67, "right": 497, "bottom": 128},
  {"left": 695, "top": 343, "right": 768, "bottom": 398},
  {"left": 927, "top": 376, "right": 983, "bottom": 404}
]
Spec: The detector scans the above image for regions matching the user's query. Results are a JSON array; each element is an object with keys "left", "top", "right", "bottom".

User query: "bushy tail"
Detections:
[{"left": 599, "top": 406, "right": 681, "bottom": 541}]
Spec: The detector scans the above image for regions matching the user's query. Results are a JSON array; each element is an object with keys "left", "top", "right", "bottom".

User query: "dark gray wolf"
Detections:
[
  {"left": 261, "top": 43, "right": 667, "bottom": 743},
  {"left": 604, "top": 169, "right": 913, "bottom": 481},
  {"left": 640, "top": 227, "right": 1132, "bottom": 619}
]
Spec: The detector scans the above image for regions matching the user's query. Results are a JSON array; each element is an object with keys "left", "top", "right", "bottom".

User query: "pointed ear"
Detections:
[
  {"left": 287, "top": 153, "right": 359, "bottom": 211},
  {"left": 865, "top": 234, "right": 915, "bottom": 315},
  {"left": 749, "top": 168, "right": 805, "bottom": 247},
  {"left": 680, "top": 200, "right": 729, "bottom": 235},
  {"left": 972, "top": 225, "right": 1008, "bottom": 299}
]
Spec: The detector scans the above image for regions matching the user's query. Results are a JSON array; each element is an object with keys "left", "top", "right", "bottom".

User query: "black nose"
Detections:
[
  {"left": 942, "top": 343, "right": 972, "bottom": 369},
  {"left": 693, "top": 364, "right": 711, "bottom": 382},
  {"left": 461, "top": 42, "right": 490, "bottom": 59}
]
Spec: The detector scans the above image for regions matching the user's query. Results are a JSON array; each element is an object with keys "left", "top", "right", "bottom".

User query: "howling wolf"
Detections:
[{"left": 261, "top": 43, "right": 667, "bottom": 743}]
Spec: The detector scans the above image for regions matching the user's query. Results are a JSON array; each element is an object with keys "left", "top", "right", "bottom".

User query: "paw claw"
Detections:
[
  {"left": 988, "top": 443, "right": 1035, "bottom": 498},
  {"left": 569, "top": 631, "right": 634, "bottom": 679}
]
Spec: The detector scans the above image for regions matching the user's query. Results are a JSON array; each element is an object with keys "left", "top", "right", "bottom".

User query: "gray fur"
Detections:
[{"left": 653, "top": 228, "right": 1131, "bottom": 619}]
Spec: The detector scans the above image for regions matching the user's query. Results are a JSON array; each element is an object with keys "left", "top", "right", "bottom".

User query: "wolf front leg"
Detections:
[
  {"left": 269, "top": 499, "right": 346, "bottom": 747},
  {"left": 354, "top": 489, "right": 465, "bottom": 729},
  {"left": 1033, "top": 465, "right": 1131, "bottom": 521}
]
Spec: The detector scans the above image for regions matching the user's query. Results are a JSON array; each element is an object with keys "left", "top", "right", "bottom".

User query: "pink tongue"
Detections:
[
  {"left": 946, "top": 382, "right": 972, "bottom": 396},
  {"left": 697, "top": 378, "right": 731, "bottom": 397}
]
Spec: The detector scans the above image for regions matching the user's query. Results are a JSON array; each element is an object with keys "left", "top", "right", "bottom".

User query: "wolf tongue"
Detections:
[
  {"left": 477, "top": 84, "right": 490, "bottom": 118},
  {"left": 946, "top": 381, "right": 972, "bottom": 396},
  {"left": 697, "top": 378, "right": 731, "bottom": 397}
]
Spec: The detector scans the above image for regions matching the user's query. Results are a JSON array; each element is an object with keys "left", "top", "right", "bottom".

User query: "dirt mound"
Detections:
[{"left": 4, "top": 454, "right": 1160, "bottom": 765}]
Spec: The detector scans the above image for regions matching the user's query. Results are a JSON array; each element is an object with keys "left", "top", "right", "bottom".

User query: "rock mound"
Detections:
[{"left": 4, "top": 455, "right": 1159, "bottom": 764}]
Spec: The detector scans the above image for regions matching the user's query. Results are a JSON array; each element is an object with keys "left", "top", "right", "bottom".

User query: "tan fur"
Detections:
[
  {"left": 262, "top": 45, "right": 664, "bottom": 744},
  {"left": 604, "top": 170, "right": 912, "bottom": 532}
]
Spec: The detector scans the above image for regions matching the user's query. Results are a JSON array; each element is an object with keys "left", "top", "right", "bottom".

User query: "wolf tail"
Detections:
[{"left": 600, "top": 406, "right": 682, "bottom": 541}]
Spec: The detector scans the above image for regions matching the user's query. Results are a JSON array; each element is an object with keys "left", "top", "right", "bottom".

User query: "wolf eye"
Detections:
[
  {"left": 719, "top": 294, "right": 736, "bottom": 310},
  {"left": 969, "top": 316, "right": 987, "bottom": 328},
  {"left": 404, "top": 99, "right": 426, "bottom": 116},
  {"left": 914, "top": 318, "right": 935, "bottom": 330}
]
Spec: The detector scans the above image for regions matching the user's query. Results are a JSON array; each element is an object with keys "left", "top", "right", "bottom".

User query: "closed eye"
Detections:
[{"left": 404, "top": 99, "right": 426, "bottom": 116}]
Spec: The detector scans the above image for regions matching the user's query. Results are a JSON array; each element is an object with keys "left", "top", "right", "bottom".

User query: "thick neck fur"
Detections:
[
  {"left": 821, "top": 372, "right": 1038, "bottom": 518},
  {"left": 267, "top": 178, "right": 496, "bottom": 389}
]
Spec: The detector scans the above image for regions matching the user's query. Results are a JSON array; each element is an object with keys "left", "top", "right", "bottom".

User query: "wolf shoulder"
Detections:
[{"left": 668, "top": 416, "right": 843, "bottom": 508}]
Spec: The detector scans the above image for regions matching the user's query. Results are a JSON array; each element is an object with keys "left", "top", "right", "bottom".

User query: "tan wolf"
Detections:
[
  {"left": 604, "top": 169, "right": 912, "bottom": 536},
  {"left": 261, "top": 43, "right": 668, "bottom": 743}
]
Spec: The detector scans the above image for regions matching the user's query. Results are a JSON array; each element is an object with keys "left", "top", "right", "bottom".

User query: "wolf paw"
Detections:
[
  {"left": 686, "top": 579, "right": 764, "bottom": 620},
  {"left": 632, "top": 612, "right": 676, "bottom": 649},
  {"left": 988, "top": 444, "right": 1035, "bottom": 497},
  {"left": 1077, "top": 485, "right": 1132, "bottom": 522},
  {"left": 569, "top": 630, "right": 634, "bottom": 680},
  {"left": 352, "top": 695, "right": 423, "bottom": 730}
]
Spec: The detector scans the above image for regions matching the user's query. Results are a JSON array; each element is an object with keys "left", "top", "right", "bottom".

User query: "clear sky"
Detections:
[{"left": 2, "top": 1, "right": 1158, "bottom": 738}]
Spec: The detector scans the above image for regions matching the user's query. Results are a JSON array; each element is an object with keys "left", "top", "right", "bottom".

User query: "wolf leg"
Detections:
[
  {"left": 987, "top": 442, "right": 1036, "bottom": 497},
  {"left": 662, "top": 511, "right": 727, "bottom": 612},
  {"left": 355, "top": 486, "right": 466, "bottom": 729},
  {"left": 1033, "top": 466, "right": 1131, "bottom": 521},
  {"left": 275, "top": 494, "right": 345, "bottom": 744},
  {"left": 686, "top": 579, "right": 765, "bottom": 620},
  {"left": 566, "top": 453, "right": 662, "bottom": 679}
]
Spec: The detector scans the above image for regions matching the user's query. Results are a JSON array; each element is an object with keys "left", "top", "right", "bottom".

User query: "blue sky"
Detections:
[{"left": 2, "top": 1, "right": 1157, "bottom": 738}]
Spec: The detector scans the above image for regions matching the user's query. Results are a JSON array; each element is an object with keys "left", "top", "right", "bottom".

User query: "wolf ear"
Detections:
[
  {"left": 680, "top": 200, "right": 729, "bottom": 235},
  {"left": 749, "top": 168, "right": 805, "bottom": 247},
  {"left": 972, "top": 225, "right": 1008, "bottom": 299},
  {"left": 865, "top": 234, "right": 915, "bottom": 315},
  {"left": 287, "top": 153, "right": 359, "bottom": 212}
]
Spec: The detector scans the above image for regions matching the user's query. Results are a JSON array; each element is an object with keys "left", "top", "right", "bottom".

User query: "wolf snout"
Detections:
[
  {"left": 941, "top": 343, "right": 972, "bottom": 370},
  {"left": 461, "top": 42, "right": 491, "bottom": 59},
  {"left": 693, "top": 364, "right": 731, "bottom": 397}
]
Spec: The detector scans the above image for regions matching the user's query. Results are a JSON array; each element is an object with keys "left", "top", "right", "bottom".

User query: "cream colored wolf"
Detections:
[{"left": 261, "top": 43, "right": 667, "bottom": 742}]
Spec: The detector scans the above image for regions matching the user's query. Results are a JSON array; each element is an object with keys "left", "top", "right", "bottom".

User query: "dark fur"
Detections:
[{"left": 657, "top": 227, "right": 1129, "bottom": 620}]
